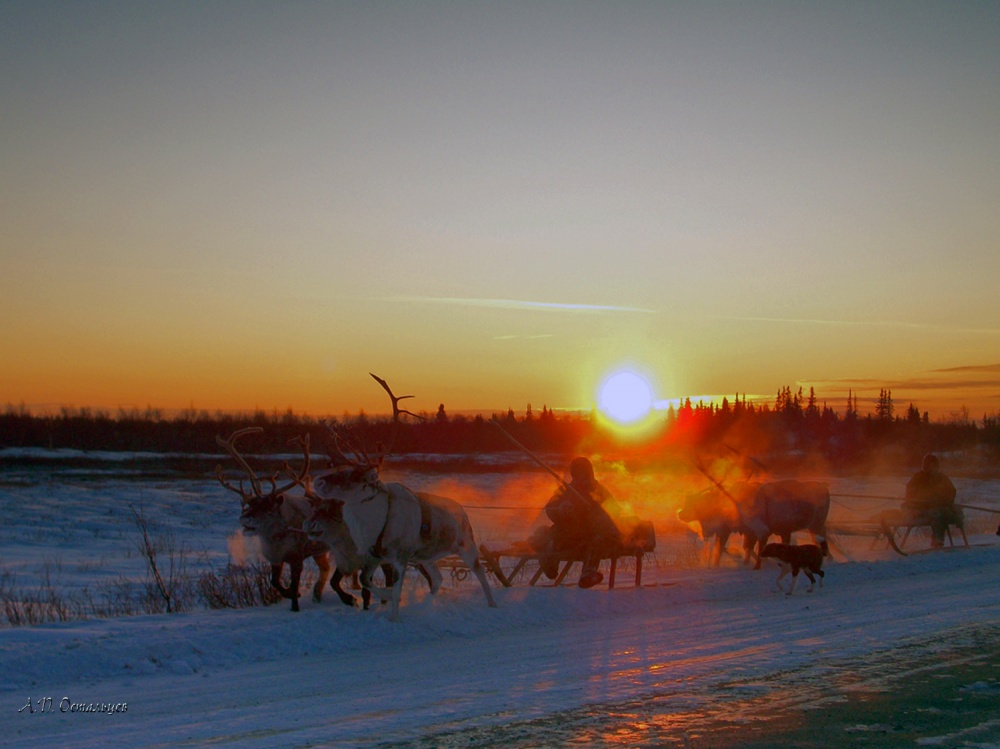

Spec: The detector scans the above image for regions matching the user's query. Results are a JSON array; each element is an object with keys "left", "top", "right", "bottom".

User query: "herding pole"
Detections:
[{"left": 489, "top": 418, "right": 593, "bottom": 504}]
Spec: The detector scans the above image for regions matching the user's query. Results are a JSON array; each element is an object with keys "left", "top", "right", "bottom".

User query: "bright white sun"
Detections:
[{"left": 597, "top": 370, "right": 654, "bottom": 425}]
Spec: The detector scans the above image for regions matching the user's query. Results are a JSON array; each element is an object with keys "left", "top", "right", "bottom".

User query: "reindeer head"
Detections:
[
  {"left": 303, "top": 494, "right": 345, "bottom": 541},
  {"left": 311, "top": 464, "right": 381, "bottom": 500},
  {"left": 216, "top": 428, "right": 312, "bottom": 534},
  {"left": 239, "top": 492, "right": 288, "bottom": 536}
]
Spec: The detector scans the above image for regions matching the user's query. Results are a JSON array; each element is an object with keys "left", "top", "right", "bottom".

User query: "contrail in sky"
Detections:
[{"left": 385, "top": 296, "right": 657, "bottom": 314}]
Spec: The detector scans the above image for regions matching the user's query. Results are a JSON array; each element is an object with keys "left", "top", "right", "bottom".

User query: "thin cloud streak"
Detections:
[
  {"left": 385, "top": 296, "right": 658, "bottom": 314},
  {"left": 711, "top": 316, "right": 1000, "bottom": 335},
  {"left": 809, "top": 362, "right": 1000, "bottom": 394},
  {"left": 493, "top": 334, "right": 555, "bottom": 341},
  {"left": 930, "top": 363, "right": 1000, "bottom": 374},
  {"left": 813, "top": 378, "right": 999, "bottom": 392}
]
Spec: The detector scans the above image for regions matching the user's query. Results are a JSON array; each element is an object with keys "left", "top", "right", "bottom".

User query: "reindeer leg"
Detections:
[
  {"left": 715, "top": 531, "right": 730, "bottom": 567},
  {"left": 382, "top": 563, "right": 397, "bottom": 588},
  {"left": 416, "top": 564, "right": 434, "bottom": 590},
  {"left": 391, "top": 569, "right": 406, "bottom": 620},
  {"left": 470, "top": 558, "right": 498, "bottom": 608},
  {"left": 361, "top": 563, "right": 395, "bottom": 611},
  {"left": 452, "top": 548, "right": 497, "bottom": 608},
  {"left": 753, "top": 533, "right": 769, "bottom": 570},
  {"left": 370, "top": 562, "right": 405, "bottom": 622},
  {"left": 271, "top": 563, "right": 294, "bottom": 600},
  {"left": 345, "top": 569, "right": 374, "bottom": 609},
  {"left": 287, "top": 559, "right": 303, "bottom": 612},
  {"left": 423, "top": 564, "right": 443, "bottom": 596},
  {"left": 371, "top": 563, "right": 397, "bottom": 606},
  {"left": 329, "top": 569, "right": 357, "bottom": 607},
  {"left": 313, "top": 553, "right": 331, "bottom": 603}
]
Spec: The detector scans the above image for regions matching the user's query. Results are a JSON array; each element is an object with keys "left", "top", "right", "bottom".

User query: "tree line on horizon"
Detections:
[{"left": 2, "top": 386, "right": 998, "bottom": 471}]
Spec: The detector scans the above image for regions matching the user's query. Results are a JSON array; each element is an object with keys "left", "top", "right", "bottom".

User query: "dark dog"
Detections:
[{"left": 759, "top": 542, "right": 825, "bottom": 596}]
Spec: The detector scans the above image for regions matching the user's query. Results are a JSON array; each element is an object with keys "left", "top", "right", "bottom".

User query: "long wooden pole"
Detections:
[
  {"left": 490, "top": 418, "right": 564, "bottom": 483},
  {"left": 490, "top": 418, "right": 592, "bottom": 504},
  {"left": 833, "top": 492, "right": 999, "bottom": 514},
  {"left": 956, "top": 503, "right": 999, "bottom": 514}
]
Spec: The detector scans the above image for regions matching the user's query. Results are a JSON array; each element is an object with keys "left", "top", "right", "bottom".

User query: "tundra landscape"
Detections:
[
  {"left": 2, "top": 435, "right": 999, "bottom": 748},
  {"left": 4, "top": 2, "right": 1000, "bottom": 747}
]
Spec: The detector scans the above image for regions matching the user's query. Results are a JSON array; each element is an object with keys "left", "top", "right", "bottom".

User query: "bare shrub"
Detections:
[
  {"left": 129, "top": 503, "right": 196, "bottom": 614},
  {"left": 0, "top": 567, "right": 71, "bottom": 626},
  {"left": 70, "top": 576, "right": 142, "bottom": 619},
  {"left": 1, "top": 513, "right": 302, "bottom": 625},
  {"left": 197, "top": 561, "right": 282, "bottom": 609}
]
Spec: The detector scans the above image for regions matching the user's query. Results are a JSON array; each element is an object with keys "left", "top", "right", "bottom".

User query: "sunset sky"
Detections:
[{"left": 2, "top": 2, "right": 998, "bottom": 422}]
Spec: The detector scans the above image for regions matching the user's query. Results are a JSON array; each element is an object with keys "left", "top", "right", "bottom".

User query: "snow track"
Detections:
[{"left": 6, "top": 543, "right": 1000, "bottom": 748}]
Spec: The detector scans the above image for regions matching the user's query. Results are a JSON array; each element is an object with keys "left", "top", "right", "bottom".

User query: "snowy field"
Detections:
[{"left": 2, "top": 451, "right": 1000, "bottom": 748}]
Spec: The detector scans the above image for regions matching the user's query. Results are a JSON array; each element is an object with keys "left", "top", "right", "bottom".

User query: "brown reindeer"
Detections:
[
  {"left": 216, "top": 428, "right": 335, "bottom": 612},
  {"left": 740, "top": 480, "right": 831, "bottom": 569},
  {"left": 678, "top": 482, "right": 760, "bottom": 566}
]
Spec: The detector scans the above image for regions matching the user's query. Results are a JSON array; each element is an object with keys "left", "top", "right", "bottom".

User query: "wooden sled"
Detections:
[
  {"left": 480, "top": 520, "right": 656, "bottom": 590},
  {"left": 828, "top": 511, "right": 968, "bottom": 558},
  {"left": 878, "top": 509, "right": 969, "bottom": 556}
]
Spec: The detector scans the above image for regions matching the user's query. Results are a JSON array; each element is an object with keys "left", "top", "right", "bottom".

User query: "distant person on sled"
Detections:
[
  {"left": 529, "top": 457, "right": 634, "bottom": 589},
  {"left": 902, "top": 453, "right": 961, "bottom": 548}
]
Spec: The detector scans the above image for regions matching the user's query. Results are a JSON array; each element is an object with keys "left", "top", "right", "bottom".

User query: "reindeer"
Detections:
[
  {"left": 739, "top": 480, "right": 831, "bottom": 569},
  {"left": 678, "top": 482, "right": 760, "bottom": 566},
  {"left": 306, "top": 491, "right": 435, "bottom": 611},
  {"left": 216, "top": 428, "right": 339, "bottom": 612},
  {"left": 304, "top": 374, "right": 498, "bottom": 621}
]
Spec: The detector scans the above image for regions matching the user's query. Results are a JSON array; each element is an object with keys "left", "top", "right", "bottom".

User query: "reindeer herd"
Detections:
[
  {"left": 215, "top": 375, "right": 497, "bottom": 620},
  {"left": 216, "top": 374, "right": 835, "bottom": 618}
]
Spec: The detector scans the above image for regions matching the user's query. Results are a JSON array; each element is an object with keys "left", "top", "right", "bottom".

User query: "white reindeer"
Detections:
[
  {"left": 304, "top": 487, "right": 434, "bottom": 610},
  {"left": 305, "top": 374, "right": 498, "bottom": 621},
  {"left": 216, "top": 428, "right": 336, "bottom": 612}
]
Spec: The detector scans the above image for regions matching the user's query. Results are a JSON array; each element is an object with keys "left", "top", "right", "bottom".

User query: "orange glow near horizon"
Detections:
[{"left": 3, "top": 362, "right": 998, "bottom": 425}]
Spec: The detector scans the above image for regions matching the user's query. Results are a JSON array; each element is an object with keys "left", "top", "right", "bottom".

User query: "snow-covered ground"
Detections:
[{"left": 2, "top": 452, "right": 999, "bottom": 748}]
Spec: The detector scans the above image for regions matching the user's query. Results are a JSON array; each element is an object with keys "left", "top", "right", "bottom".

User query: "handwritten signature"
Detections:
[{"left": 19, "top": 696, "right": 128, "bottom": 714}]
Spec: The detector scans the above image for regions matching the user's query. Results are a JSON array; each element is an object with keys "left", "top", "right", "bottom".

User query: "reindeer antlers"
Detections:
[
  {"left": 323, "top": 374, "right": 423, "bottom": 470},
  {"left": 216, "top": 428, "right": 311, "bottom": 501},
  {"left": 322, "top": 421, "right": 373, "bottom": 468},
  {"left": 369, "top": 372, "right": 422, "bottom": 465},
  {"left": 270, "top": 434, "right": 312, "bottom": 497},
  {"left": 216, "top": 427, "right": 264, "bottom": 498},
  {"left": 369, "top": 373, "right": 419, "bottom": 421}
]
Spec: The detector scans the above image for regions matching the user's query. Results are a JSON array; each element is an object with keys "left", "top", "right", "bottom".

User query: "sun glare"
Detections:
[{"left": 597, "top": 370, "right": 654, "bottom": 425}]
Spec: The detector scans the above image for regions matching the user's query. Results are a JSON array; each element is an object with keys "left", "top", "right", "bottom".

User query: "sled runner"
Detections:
[{"left": 877, "top": 508, "right": 968, "bottom": 556}]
